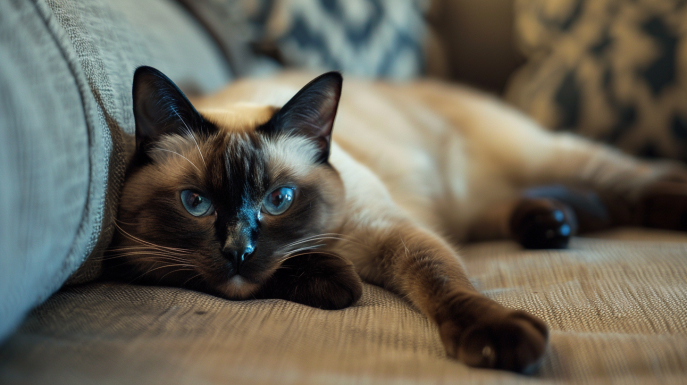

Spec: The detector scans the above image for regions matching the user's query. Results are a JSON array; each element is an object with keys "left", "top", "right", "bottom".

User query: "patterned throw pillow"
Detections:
[
  {"left": 248, "top": 0, "right": 429, "bottom": 80},
  {"left": 505, "top": 0, "right": 687, "bottom": 160}
]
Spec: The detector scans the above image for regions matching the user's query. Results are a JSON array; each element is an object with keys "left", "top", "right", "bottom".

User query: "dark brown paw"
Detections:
[
  {"left": 510, "top": 198, "right": 576, "bottom": 249},
  {"left": 440, "top": 309, "right": 549, "bottom": 373},
  {"left": 258, "top": 253, "right": 363, "bottom": 310}
]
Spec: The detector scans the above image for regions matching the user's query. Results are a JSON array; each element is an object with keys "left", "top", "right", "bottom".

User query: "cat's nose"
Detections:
[{"left": 222, "top": 243, "right": 255, "bottom": 271}]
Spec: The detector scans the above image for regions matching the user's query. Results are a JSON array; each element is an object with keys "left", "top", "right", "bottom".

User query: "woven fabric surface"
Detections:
[
  {"left": 2, "top": 230, "right": 687, "bottom": 384},
  {"left": 0, "top": 0, "right": 90, "bottom": 341}
]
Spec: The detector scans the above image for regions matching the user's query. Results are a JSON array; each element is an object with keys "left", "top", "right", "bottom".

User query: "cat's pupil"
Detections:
[
  {"left": 262, "top": 187, "right": 295, "bottom": 215},
  {"left": 180, "top": 190, "right": 214, "bottom": 217},
  {"left": 271, "top": 190, "right": 285, "bottom": 206}
]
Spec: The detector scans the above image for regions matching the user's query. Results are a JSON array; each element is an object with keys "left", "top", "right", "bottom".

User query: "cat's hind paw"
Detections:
[{"left": 510, "top": 198, "right": 576, "bottom": 249}]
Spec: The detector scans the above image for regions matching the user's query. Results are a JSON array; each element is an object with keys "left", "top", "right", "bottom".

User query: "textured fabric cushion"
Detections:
[
  {"left": 253, "top": 0, "right": 429, "bottom": 80},
  {"left": 0, "top": 0, "right": 231, "bottom": 342},
  {"left": 0, "top": 0, "right": 91, "bottom": 343},
  {"left": 505, "top": 0, "right": 687, "bottom": 160},
  {"left": 2, "top": 230, "right": 687, "bottom": 383}
]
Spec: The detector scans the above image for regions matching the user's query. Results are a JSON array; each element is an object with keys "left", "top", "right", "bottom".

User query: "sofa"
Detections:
[{"left": 2, "top": 0, "right": 687, "bottom": 383}]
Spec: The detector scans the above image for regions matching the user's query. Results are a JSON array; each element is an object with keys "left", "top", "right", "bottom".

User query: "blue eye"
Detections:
[
  {"left": 180, "top": 190, "right": 214, "bottom": 217},
  {"left": 263, "top": 187, "right": 295, "bottom": 215}
]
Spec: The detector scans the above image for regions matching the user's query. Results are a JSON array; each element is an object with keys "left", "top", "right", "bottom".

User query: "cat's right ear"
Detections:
[
  {"left": 132, "top": 66, "right": 215, "bottom": 155},
  {"left": 259, "top": 72, "right": 343, "bottom": 164}
]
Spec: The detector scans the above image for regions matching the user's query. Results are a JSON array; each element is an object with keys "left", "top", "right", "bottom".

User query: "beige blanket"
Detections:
[{"left": 2, "top": 229, "right": 687, "bottom": 384}]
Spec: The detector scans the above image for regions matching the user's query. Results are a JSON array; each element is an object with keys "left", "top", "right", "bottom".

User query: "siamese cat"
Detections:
[{"left": 107, "top": 66, "right": 687, "bottom": 373}]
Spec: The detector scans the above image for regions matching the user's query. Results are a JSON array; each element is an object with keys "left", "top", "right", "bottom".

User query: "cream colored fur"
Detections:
[{"left": 193, "top": 73, "right": 672, "bottom": 246}]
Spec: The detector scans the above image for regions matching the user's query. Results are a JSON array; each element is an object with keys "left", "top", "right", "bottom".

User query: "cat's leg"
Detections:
[
  {"left": 459, "top": 110, "right": 687, "bottom": 236},
  {"left": 411, "top": 81, "right": 687, "bottom": 232},
  {"left": 341, "top": 217, "right": 549, "bottom": 373},
  {"left": 512, "top": 133, "right": 687, "bottom": 232},
  {"left": 256, "top": 253, "right": 363, "bottom": 310},
  {"left": 332, "top": 142, "right": 548, "bottom": 372}
]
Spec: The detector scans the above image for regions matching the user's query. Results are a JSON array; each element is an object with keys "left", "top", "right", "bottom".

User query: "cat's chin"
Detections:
[{"left": 217, "top": 275, "right": 262, "bottom": 299}]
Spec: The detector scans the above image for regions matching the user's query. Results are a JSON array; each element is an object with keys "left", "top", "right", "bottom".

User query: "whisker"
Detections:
[
  {"left": 102, "top": 252, "right": 190, "bottom": 263},
  {"left": 183, "top": 273, "right": 204, "bottom": 286},
  {"left": 113, "top": 222, "right": 193, "bottom": 254},
  {"left": 172, "top": 107, "right": 206, "bottom": 168},
  {"left": 285, "top": 244, "right": 323, "bottom": 255},
  {"left": 281, "top": 233, "right": 369, "bottom": 250},
  {"left": 151, "top": 148, "right": 201, "bottom": 172},
  {"left": 274, "top": 244, "right": 324, "bottom": 264},
  {"left": 275, "top": 250, "right": 346, "bottom": 266},
  {"left": 106, "top": 246, "right": 192, "bottom": 256},
  {"left": 159, "top": 267, "right": 197, "bottom": 281},
  {"left": 138, "top": 263, "right": 197, "bottom": 281},
  {"left": 103, "top": 256, "right": 194, "bottom": 273}
]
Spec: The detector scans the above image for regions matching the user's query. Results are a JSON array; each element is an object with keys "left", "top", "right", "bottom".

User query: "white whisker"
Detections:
[
  {"left": 172, "top": 107, "right": 206, "bottom": 168},
  {"left": 151, "top": 148, "right": 201, "bottom": 172},
  {"left": 114, "top": 222, "right": 193, "bottom": 254},
  {"left": 141, "top": 262, "right": 196, "bottom": 278}
]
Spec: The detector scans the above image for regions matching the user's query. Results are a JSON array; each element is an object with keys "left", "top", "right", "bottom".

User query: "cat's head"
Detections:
[{"left": 110, "top": 66, "right": 345, "bottom": 299}]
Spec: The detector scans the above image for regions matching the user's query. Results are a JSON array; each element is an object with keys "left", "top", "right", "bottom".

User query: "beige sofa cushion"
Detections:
[{"left": 2, "top": 230, "right": 686, "bottom": 383}]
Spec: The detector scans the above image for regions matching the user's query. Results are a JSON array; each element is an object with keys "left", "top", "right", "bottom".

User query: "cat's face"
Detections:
[{"left": 110, "top": 67, "right": 345, "bottom": 299}]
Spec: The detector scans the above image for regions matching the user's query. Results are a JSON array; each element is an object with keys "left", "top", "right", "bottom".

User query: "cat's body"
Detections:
[{"left": 108, "top": 68, "right": 687, "bottom": 374}]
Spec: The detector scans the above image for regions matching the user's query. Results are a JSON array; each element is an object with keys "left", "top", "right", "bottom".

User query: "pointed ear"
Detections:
[
  {"left": 260, "top": 72, "right": 343, "bottom": 163},
  {"left": 132, "top": 66, "right": 215, "bottom": 154}
]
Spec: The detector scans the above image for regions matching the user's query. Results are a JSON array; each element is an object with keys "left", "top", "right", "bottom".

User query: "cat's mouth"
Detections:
[
  {"left": 218, "top": 275, "right": 262, "bottom": 299},
  {"left": 211, "top": 256, "right": 281, "bottom": 299}
]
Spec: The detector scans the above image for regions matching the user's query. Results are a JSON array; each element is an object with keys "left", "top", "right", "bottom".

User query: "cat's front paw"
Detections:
[
  {"left": 439, "top": 309, "right": 549, "bottom": 373},
  {"left": 510, "top": 198, "right": 576, "bottom": 249},
  {"left": 259, "top": 253, "right": 363, "bottom": 310}
]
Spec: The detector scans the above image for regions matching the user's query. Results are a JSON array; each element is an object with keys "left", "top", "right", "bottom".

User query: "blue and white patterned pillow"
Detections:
[
  {"left": 249, "top": 0, "right": 429, "bottom": 80},
  {"left": 506, "top": 0, "right": 687, "bottom": 160}
]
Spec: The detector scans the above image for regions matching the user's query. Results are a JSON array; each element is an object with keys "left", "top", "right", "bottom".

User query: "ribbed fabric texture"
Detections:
[{"left": 2, "top": 230, "right": 686, "bottom": 384}]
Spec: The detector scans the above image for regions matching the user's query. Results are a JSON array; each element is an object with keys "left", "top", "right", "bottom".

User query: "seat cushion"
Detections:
[{"left": 2, "top": 230, "right": 687, "bottom": 383}]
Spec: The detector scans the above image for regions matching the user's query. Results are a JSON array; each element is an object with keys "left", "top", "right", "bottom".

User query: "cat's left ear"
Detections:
[
  {"left": 261, "top": 72, "right": 343, "bottom": 163},
  {"left": 132, "top": 66, "right": 215, "bottom": 155}
]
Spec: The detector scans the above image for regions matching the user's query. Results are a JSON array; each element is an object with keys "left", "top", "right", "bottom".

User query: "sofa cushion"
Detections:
[
  {"left": 506, "top": 0, "right": 687, "bottom": 160},
  {"left": 252, "top": 0, "right": 430, "bottom": 80},
  {"left": 2, "top": 230, "right": 687, "bottom": 383},
  {"left": 0, "top": 0, "right": 90, "bottom": 343},
  {"left": 0, "top": 0, "right": 231, "bottom": 342}
]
